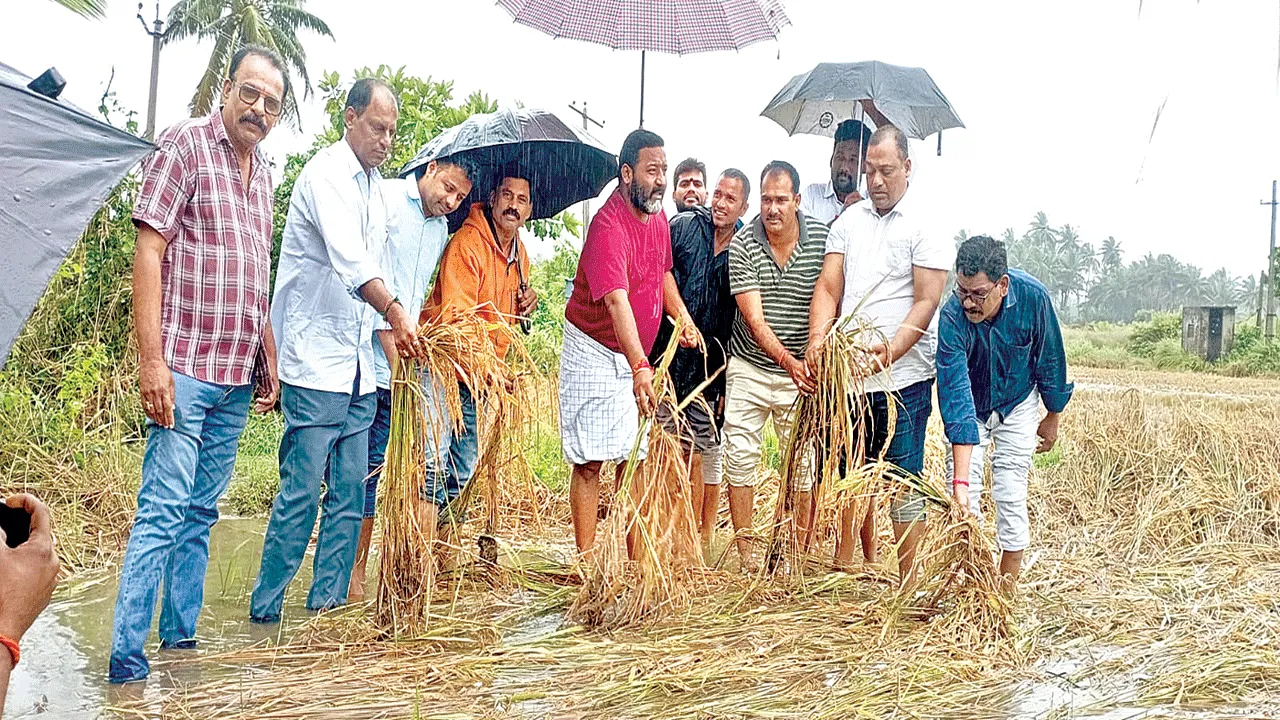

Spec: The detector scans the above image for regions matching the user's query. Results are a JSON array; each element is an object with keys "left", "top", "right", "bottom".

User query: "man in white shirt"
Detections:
[
  {"left": 807, "top": 124, "right": 951, "bottom": 586},
  {"left": 347, "top": 156, "right": 475, "bottom": 600},
  {"left": 800, "top": 119, "right": 871, "bottom": 226},
  {"left": 251, "top": 78, "right": 419, "bottom": 622}
]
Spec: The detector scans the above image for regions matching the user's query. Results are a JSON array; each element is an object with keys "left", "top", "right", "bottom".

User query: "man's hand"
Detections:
[
  {"left": 868, "top": 342, "right": 891, "bottom": 372},
  {"left": 1036, "top": 413, "right": 1060, "bottom": 454},
  {"left": 804, "top": 335, "right": 825, "bottom": 374},
  {"left": 678, "top": 316, "right": 702, "bottom": 349},
  {"left": 252, "top": 364, "right": 278, "bottom": 414},
  {"left": 386, "top": 302, "right": 424, "bottom": 358},
  {"left": 632, "top": 366, "right": 656, "bottom": 417},
  {"left": 782, "top": 354, "right": 815, "bottom": 395},
  {"left": 842, "top": 190, "right": 864, "bottom": 209},
  {"left": 517, "top": 286, "right": 538, "bottom": 318},
  {"left": 0, "top": 494, "right": 60, "bottom": 643},
  {"left": 951, "top": 481, "right": 970, "bottom": 513},
  {"left": 139, "top": 358, "right": 175, "bottom": 428}
]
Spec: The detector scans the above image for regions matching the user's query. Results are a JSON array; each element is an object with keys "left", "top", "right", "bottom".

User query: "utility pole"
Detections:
[
  {"left": 1261, "top": 180, "right": 1278, "bottom": 341},
  {"left": 567, "top": 101, "right": 605, "bottom": 229},
  {"left": 138, "top": 1, "right": 164, "bottom": 140}
]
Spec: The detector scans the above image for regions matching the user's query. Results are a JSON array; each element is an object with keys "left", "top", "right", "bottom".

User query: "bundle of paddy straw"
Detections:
[
  {"left": 376, "top": 308, "right": 537, "bottom": 633},
  {"left": 571, "top": 318, "right": 714, "bottom": 629},
  {"left": 774, "top": 314, "right": 1011, "bottom": 634}
]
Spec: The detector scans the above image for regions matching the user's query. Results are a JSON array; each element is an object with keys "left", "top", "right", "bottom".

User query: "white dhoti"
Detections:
[{"left": 558, "top": 321, "right": 648, "bottom": 465}]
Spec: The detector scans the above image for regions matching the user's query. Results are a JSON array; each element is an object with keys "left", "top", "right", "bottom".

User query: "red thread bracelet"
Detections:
[
  {"left": 952, "top": 479, "right": 970, "bottom": 487},
  {"left": 632, "top": 359, "right": 652, "bottom": 374},
  {"left": 0, "top": 635, "right": 19, "bottom": 667}
]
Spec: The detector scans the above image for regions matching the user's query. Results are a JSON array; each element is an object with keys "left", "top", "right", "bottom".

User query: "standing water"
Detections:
[{"left": 5, "top": 517, "right": 317, "bottom": 719}]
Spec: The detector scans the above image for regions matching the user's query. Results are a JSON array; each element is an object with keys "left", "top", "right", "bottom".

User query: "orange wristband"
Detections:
[{"left": 0, "top": 635, "right": 18, "bottom": 667}]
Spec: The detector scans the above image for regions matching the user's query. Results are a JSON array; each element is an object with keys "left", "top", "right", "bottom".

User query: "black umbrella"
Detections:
[
  {"left": 0, "top": 61, "right": 154, "bottom": 368},
  {"left": 400, "top": 107, "right": 619, "bottom": 234}
]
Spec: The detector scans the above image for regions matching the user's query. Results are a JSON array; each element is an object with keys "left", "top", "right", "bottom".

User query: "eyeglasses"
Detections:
[
  {"left": 953, "top": 285, "right": 997, "bottom": 305},
  {"left": 234, "top": 82, "right": 282, "bottom": 117}
]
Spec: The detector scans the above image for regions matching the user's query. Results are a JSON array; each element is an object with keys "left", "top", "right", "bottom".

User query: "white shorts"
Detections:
[{"left": 945, "top": 389, "right": 1040, "bottom": 552}]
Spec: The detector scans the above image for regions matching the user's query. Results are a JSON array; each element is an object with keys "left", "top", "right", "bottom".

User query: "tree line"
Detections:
[{"left": 957, "top": 212, "right": 1271, "bottom": 324}]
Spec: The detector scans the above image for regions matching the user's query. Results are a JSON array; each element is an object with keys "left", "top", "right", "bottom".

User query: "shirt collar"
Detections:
[
  {"left": 209, "top": 110, "right": 270, "bottom": 177},
  {"left": 338, "top": 137, "right": 380, "bottom": 183},
  {"left": 822, "top": 181, "right": 837, "bottom": 200},
  {"left": 402, "top": 177, "right": 428, "bottom": 218},
  {"left": 858, "top": 183, "right": 912, "bottom": 219}
]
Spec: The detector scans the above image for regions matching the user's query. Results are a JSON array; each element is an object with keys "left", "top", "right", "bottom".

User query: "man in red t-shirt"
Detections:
[{"left": 560, "top": 128, "right": 700, "bottom": 553}]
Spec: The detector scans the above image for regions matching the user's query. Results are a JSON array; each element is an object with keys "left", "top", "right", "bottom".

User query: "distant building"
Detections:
[{"left": 1181, "top": 306, "right": 1235, "bottom": 362}]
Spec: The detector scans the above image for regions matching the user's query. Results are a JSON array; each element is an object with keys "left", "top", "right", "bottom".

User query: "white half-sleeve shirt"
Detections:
[{"left": 824, "top": 186, "right": 954, "bottom": 393}]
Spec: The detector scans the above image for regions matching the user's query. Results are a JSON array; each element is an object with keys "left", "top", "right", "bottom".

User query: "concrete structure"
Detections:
[{"left": 1181, "top": 306, "right": 1236, "bottom": 363}]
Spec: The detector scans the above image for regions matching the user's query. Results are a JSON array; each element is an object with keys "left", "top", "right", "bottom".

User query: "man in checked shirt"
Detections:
[{"left": 110, "top": 45, "right": 287, "bottom": 684}]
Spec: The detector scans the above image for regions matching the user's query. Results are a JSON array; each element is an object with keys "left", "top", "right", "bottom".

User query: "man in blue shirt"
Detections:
[
  {"left": 937, "top": 235, "right": 1074, "bottom": 583},
  {"left": 347, "top": 156, "right": 475, "bottom": 600}
]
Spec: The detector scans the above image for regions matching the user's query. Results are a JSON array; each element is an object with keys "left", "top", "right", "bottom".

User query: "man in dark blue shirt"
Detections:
[
  {"left": 651, "top": 168, "right": 749, "bottom": 552},
  {"left": 936, "top": 235, "right": 1074, "bottom": 583}
]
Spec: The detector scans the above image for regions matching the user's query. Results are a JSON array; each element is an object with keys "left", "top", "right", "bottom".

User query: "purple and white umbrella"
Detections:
[{"left": 497, "top": 0, "right": 790, "bottom": 125}]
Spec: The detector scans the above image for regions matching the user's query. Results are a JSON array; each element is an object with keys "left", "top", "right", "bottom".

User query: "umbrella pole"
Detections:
[
  {"left": 855, "top": 102, "right": 865, "bottom": 196},
  {"left": 639, "top": 51, "right": 646, "bottom": 128}
]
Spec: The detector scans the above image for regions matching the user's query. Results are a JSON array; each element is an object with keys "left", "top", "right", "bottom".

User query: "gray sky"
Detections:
[{"left": 6, "top": 0, "right": 1280, "bottom": 277}]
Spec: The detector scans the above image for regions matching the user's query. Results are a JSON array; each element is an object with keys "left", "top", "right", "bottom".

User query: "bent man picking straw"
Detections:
[
  {"left": 937, "top": 235, "right": 1073, "bottom": 584},
  {"left": 560, "top": 128, "right": 701, "bottom": 555},
  {"left": 415, "top": 174, "right": 540, "bottom": 564},
  {"left": 808, "top": 125, "right": 950, "bottom": 584}
]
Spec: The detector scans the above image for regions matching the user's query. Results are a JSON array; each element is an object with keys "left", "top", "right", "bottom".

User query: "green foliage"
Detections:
[
  {"left": 163, "top": 0, "right": 333, "bottom": 120},
  {"left": 1127, "top": 312, "right": 1182, "bottom": 358},
  {"left": 977, "top": 213, "right": 1260, "bottom": 325},
  {"left": 525, "top": 240, "right": 581, "bottom": 372}
]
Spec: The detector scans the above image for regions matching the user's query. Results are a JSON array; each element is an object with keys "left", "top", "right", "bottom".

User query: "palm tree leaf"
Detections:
[
  {"left": 189, "top": 29, "right": 237, "bottom": 116},
  {"left": 49, "top": 0, "right": 107, "bottom": 19}
]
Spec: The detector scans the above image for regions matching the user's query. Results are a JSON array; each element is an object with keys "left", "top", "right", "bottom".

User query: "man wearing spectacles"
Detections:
[
  {"left": 937, "top": 235, "right": 1073, "bottom": 585},
  {"left": 112, "top": 44, "right": 288, "bottom": 684}
]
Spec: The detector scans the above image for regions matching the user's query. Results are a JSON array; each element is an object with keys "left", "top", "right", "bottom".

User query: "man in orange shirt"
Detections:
[{"left": 418, "top": 175, "right": 539, "bottom": 538}]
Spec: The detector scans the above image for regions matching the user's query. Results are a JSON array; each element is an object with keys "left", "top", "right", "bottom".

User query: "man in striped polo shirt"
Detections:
[{"left": 724, "top": 160, "right": 828, "bottom": 570}]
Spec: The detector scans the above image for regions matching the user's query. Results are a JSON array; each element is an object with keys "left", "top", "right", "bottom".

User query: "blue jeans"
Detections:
[
  {"left": 109, "top": 372, "right": 252, "bottom": 683},
  {"left": 423, "top": 381, "right": 479, "bottom": 516},
  {"left": 249, "top": 376, "right": 376, "bottom": 622},
  {"left": 363, "top": 388, "right": 392, "bottom": 519},
  {"left": 863, "top": 378, "right": 934, "bottom": 522}
]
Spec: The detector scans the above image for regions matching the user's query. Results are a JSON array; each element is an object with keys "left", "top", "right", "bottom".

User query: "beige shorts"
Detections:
[{"left": 721, "top": 356, "right": 814, "bottom": 492}]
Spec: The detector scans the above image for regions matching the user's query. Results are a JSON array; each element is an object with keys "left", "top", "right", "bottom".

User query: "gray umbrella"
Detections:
[
  {"left": 0, "top": 61, "right": 154, "bottom": 368},
  {"left": 400, "top": 107, "right": 618, "bottom": 234},
  {"left": 761, "top": 60, "right": 964, "bottom": 141}
]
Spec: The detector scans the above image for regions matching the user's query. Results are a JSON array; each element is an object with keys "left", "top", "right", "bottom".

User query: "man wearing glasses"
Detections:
[
  {"left": 937, "top": 235, "right": 1073, "bottom": 586},
  {"left": 416, "top": 175, "right": 539, "bottom": 570},
  {"left": 112, "top": 45, "right": 288, "bottom": 683}
]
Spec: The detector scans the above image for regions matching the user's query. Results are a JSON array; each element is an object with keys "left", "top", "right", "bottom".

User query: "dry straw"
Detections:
[
  {"left": 117, "top": 378, "right": 1280, "bottom": 718},
  {"left": 376, "top": 309, "right": 539, "bottom": 633}
]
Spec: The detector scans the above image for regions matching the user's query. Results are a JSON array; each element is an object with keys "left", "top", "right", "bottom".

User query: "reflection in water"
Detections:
[{"left": 5, "top": 517, "right": 316, "bottom": 719}]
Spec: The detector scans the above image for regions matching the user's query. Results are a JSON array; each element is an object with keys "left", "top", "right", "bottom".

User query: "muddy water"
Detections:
[{"left": 5, "top": 517, "right": 317, "bottom": 719}]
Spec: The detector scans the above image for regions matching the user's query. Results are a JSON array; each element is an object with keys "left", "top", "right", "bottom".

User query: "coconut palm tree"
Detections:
[
  {"left": 164, "top": 0, "right": 333, "bottom": 119},
  {"left": 47, "top": 0, "right": 105, "bottom": 17}
]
